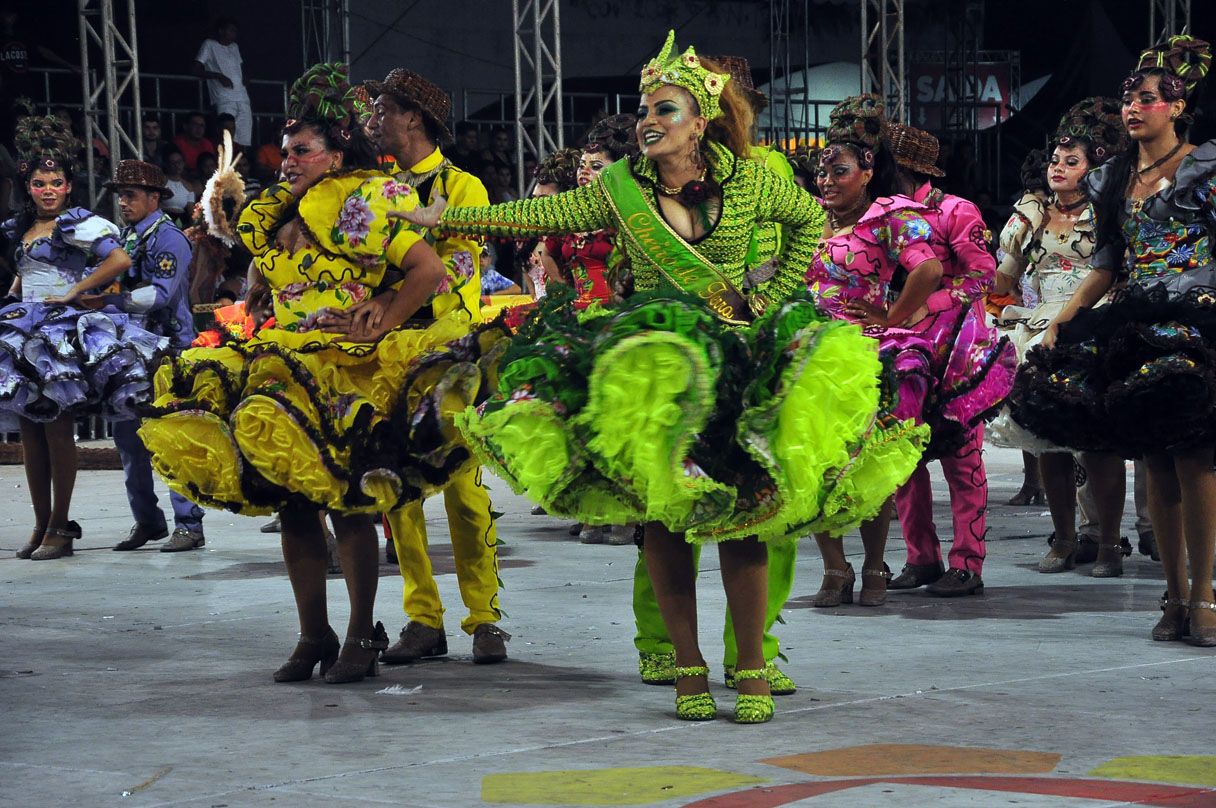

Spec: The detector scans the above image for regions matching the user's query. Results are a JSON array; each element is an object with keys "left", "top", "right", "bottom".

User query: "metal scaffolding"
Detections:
[
  {"left": 860, "top": 0, "right": 906, "bottom": 124},
  {"left": 941, "top": 0, "right": 982, "bottom": 133},
  {"left": 1148, "top": 0, "right": 1192, "bottom": 44},
  {"left": 77, "top": 0, "right": 142, "bottom": 209},
  {"left": 512, "top": 0, "right": 563, "bottom": 193},
  {"left": 301, "top": 0, "right": 351, "bottom": 69}
]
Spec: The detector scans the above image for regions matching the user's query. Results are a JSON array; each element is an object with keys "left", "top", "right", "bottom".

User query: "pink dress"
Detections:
[{"left": 805, "top": 196, "right": 938, "bottom": 424}]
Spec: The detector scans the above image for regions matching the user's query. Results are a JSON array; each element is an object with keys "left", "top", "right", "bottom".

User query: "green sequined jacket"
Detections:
[{"left": 438, "top": 141, "right": 825, "bottom": 306}]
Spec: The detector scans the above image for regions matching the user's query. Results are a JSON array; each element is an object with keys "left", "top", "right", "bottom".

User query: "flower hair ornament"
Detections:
[
  {"left": 14, "top": 112, "right": 81, "bottom": 178},
  {"left": 825, "top": 94, "right": 887, "bottom": 159},
  {"left": 287, "top": 62, "right": 367, "bottom": 148},
  {"left": 1053, "top": 97, "right": 1128, "bottom": 166},
  {"left": 1134, "top": 35, "right": 1211, "bottom": 100},
  {"left": 639, "top": 30, "right": 731, "bottom": 120}
]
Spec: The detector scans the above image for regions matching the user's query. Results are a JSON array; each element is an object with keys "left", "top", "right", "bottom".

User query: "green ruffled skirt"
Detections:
[{"left": 458, "top": 289, "right": 928, "bottom": 542}]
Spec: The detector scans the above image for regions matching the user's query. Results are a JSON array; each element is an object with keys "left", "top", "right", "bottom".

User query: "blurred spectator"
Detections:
[
  {"left": 196, "top": 151, "right": 219, "bottom": 185},
  {"left": 234, "top": 150, "right": 261, "bottom": 196},
  {"left": 141, "top": 114, "right": 172, "bottom": 168},
  {"left": 192, "top": 18, "right": 252, "bottom": 148},
  {"left": 480, "top": 244, "right": 521, "bottom": 295},
  {"left": 174, "top": 112, "right": 215, "bottom": 171},
  {"left": 482, "top": 126, "right": 513, "bottom": 171},
  {"left": 485, "top": 164, "right": 517, "bottom": 203},
  {"left": 449, "top": 121, "right": 484, "bottom": 174},
  {"left": 252, "top": 139, "right": 282, "bottom": 185},
  {"left": 160, "top": 146, "right": 198, "bottom": 223}
]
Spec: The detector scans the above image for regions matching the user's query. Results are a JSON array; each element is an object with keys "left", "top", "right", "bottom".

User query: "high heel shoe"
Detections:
[
  {"left": 30, "top": 521, "right": 81, "bottom": 561},
  {"left": 859, "top": 563, "right": 892, "bottom": 606},
  {"left": 273, "top": 626, "right": 340, "bottom": 682},
  {"left": 1090, "top": 543, "right": 1126, "bottom": 578},
  {"left": 15, "top": 526, "right": 47, "bottom": 559},
  {"left": 674, "top": 664, "right": 716, "bottom": 721},
  {"left": 1038, "top": 537, "right": 1077, "bottom": 573},
  {"left": 1006, "top": 483, "right": 1044, "bottom": 506},
  {"left": 810, "top": 564, "right": 855, "bottom": 607},
  {"left": 1186, "top": 600, "right": 1216, "bottom": 647},
  {"left": 732, "top": 668, "right": 774, "bottom": 724},
  {"left": 325, "top": 622, "right": 390, "bottom": 683},
  {"left": 1152, "top": 599, "right": 1190, "bottom": 642}
]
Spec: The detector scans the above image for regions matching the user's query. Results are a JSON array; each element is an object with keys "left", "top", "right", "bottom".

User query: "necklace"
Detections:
[
  {"left": 1134, "top": 140, "right": 1183, "bottom": 176},
  {"left": 827, "top": 198, "right": 869, "bottom": 232},
  {"left": 656, "top": 168, "right": 706, "bottom": 196},
  {"left": 1054, "top": 195, "right": 1087, "bottom": 214}
]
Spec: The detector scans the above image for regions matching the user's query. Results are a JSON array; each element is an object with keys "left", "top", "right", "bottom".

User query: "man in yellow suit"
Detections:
[{"left": 365, "top": 68, "right": 508, "bottom": 664}]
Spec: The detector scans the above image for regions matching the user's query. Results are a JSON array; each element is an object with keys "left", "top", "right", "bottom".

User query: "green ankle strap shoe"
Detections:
[
  {"left": 732, "top": 668, "right": 774, "bottom": 724},
  {"left": 674, "top": 665, "right": 717, "bottom": 721},
  {"left": 724, "top": 661, "right": 796, "bottom": 695}
]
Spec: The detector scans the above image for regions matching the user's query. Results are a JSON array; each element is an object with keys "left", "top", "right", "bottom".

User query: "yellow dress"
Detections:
[{"left": 139, "top": 171, "right": 475, "bottom": 515}]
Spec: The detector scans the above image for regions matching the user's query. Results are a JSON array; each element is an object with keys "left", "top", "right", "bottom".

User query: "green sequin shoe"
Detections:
[
  {"left": 724, "top": 662, "right": 796, "bottom": 696},
  {"left": 674, "top": 665, "right": 717, "bottom": 721},
  {"left": 732, "top": 668, "right": 774, "bottom": 724},
  {"left": 639, "top": 651, "right": 677, "bottom": 685}
]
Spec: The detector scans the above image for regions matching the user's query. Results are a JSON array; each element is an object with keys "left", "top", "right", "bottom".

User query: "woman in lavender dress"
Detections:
[{"left": 2, "top": 115, "right": 164, "bottom": 560}]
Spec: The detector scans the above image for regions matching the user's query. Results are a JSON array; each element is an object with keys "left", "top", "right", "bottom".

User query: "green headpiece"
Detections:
[
  {"left": 639, "top": 30, "right": 731, "bottom": 120},
  {"left": 14, "top": 113, "right": 81, "bottom": 178},
  {"left": 1135, "top": 35, "right": 1211, "bottom": 99},
  {"left": 286, "top": 62, "right": 366, "bottom": 141}
]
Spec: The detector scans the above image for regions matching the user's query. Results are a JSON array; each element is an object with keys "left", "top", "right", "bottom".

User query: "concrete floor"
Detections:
[{"left": 2, "top": 446, "right": 1214, "bottom": 808}]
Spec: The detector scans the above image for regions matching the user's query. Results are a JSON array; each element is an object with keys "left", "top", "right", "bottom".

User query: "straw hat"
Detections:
[
  {"left": 105, "top": 159, "right": 171, "bottom": 196},
  {"left": 365, "top": 68, "right": 453, "bottom": 144},
  {"left": 886, "top": 122, "right": 946, "bottom": 177}
]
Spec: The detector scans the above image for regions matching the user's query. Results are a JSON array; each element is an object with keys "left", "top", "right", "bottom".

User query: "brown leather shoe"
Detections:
[
  {"left": 888, "top": 561, "right": 944, "bottom": 590},
  {"left": 160, "top": 527, "right": 205, "bottom": 552},
  {"left": 926, "top": 568, "right": 984, "bottom": 597},
  {"left": 380, "top": 621, "right": 447, "bottom": 664},
  {"left": 472, "top": 624, "right": 511, "bottom": 664},
  {"left": 113, "top": 522, "right": 169, "bottom": 551}
]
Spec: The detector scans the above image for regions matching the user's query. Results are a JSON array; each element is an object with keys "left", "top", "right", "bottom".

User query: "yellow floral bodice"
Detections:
[{"left": 236, "top": 171, "right": 422, "bottom": 349}]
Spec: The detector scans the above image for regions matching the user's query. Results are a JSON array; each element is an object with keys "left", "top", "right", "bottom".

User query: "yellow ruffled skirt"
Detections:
[{"left": 138, "top": 315, "right": 475, "bottom": 515}]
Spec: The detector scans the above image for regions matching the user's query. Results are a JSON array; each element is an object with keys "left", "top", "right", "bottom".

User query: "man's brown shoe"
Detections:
[
  {"left": 380, "top": 621, "right": 447, "bottom": 664},
  {"left": 888, "top": 561, "right": 944, "bottom": 590},
  {"left": 113, "top": 522, "right": 169, "bottom": 551},
  {"left": 472, "top": 624, "right": 511, "bottom": 664},
  {"left": 926, "top": 568, "right": 984, "bottom": 597}
]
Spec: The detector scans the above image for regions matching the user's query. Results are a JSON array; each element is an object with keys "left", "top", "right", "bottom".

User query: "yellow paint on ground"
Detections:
[
  {"left": 761, "top": 744, "right": 1061, "bottom": 776},
  {"left": 1089, "top": 756, "right": 1216, "bottom": 787},
  {"left": 481, "top": 766, "right": 769, "bottom": 806}
]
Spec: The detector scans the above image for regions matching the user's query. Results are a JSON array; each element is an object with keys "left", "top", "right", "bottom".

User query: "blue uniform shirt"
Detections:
[{"left": 107, "top": 211, "right": 196, "bottom": 348}]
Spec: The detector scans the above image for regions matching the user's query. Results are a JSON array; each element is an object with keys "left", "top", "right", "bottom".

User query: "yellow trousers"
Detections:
[{"left": 386, "top": 465, "right": 501, "bottom": 634}]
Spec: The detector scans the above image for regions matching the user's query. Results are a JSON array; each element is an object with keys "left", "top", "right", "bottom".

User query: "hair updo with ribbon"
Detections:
[
  {"left": 582, "top": 113, "right": 639, "bottom": 163},
  {"left": 282, "top": 62, "right": 378, "bottom": 172},
  {"left": 1053, "top": 96, "right": 1129, "bottom": 167},
  {"left": 1121, "top": 35, "right": 1211, "bottom": 135}
]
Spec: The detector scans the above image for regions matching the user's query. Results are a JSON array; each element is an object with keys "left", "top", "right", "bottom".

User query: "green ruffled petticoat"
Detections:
[{"left": 456, "top": 288, "right": 928, "bottom": 542}]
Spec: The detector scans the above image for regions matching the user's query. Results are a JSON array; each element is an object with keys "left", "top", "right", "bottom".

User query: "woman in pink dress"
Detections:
[{"left": 802, "top": 95, "right": 940, "bottom": 607}]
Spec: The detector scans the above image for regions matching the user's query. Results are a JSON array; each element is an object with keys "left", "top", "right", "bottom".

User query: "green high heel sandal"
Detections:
[
  {"left": 732, "top": 668, "right": 774, "bottom": 724},
  {"left": 674, "top": 665, "right": 716, "bottom": 721},
  {"left": 724, "top": 661, "right": 796, "bottom": 695}
]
